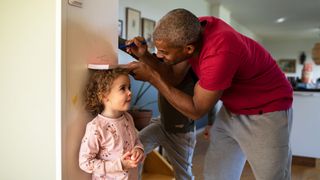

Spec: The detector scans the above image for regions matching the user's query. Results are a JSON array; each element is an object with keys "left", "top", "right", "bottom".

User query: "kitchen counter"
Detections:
[
  {"left": 291, "top": 91, "right": 320, "bottom": 158},
  {"left": 294, "top": 88, "right": 320, "bottom": 92}
]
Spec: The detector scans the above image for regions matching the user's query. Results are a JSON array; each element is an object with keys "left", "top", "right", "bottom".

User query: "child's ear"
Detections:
[
  {"left": 98, "top": 92, "right": 108, "bottom": 103},
  {"left": 101, "top": 92, "right": 110, "bottom": 102}
]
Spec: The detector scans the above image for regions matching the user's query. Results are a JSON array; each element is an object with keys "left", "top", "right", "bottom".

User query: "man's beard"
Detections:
[{"left": 165, "top": 58, "right": 187, "bottom": 65}]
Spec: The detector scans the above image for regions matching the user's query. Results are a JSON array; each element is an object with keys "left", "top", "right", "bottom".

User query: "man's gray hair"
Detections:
[{"left": 153, "top": 8, "right": 201, "bottom": 47}]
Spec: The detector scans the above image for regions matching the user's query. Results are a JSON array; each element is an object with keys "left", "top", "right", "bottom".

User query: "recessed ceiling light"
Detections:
[{"left": 275, "top": 17, "right": 286, "bottom": 23}]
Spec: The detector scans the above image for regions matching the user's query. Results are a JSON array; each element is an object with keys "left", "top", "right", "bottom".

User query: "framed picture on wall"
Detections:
[
  {"left": 278, "top": 59, "right": 296, "bottom": 73},
  {"left": 118, "top": 19, "right": 123, "bottom": 38},
  {"left": 126, "top": 7, "right": 141, "bottom": 39},
  {"left": 142, "top": 18, "right": 156, "bottom": 53}
]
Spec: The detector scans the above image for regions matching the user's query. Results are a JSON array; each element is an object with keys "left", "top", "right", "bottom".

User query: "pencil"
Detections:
[{"left": 118, "top": 41, "right": 147, "bottom": 49}]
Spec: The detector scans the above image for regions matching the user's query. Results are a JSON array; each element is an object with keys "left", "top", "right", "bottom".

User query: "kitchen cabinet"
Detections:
[{"left": 291, "top": 91, "right": 320, "bottom": 158}]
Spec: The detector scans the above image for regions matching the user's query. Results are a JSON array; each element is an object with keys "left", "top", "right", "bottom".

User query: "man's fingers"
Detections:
[
  {"left": 129, "top": 71, "right": 136, "bottom": 77},
  {"left": 126, "top": 61, "right": 139, "bottom": 71},
  {"left": 133, "top": 38, "right": 141, "bottom": 46},
  {"left": 126, "top": 62, "right": 139, "bottom": 78},
  {"left": 125, "top": 39, "right": 134, "bottom": 45},
  {"left": 134, "top": 36, "right": 145, "bottom": 46}
]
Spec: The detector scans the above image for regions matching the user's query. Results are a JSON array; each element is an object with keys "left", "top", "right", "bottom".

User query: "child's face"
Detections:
[{"left": 103, "top": 75, "right": 131, "bottom": 112}]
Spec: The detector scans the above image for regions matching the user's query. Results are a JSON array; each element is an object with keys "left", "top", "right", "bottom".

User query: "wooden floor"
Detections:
[{"left": 192, "top": 131, "right": 320, "bottom": 180}]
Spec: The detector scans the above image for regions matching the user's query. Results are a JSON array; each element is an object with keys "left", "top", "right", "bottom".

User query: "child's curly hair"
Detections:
[{"left": 84, "top": 68, "right": 130, "bottom": 116}]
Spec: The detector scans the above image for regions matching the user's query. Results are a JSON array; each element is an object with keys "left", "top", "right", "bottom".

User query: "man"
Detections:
[{"left": 127, "top": 8, "right": 293, "bottom": 180}]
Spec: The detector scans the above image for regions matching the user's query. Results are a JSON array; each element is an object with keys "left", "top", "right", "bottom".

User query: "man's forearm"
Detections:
[
  {"left": 140, "top": 53, "right": 188, "bottom": 86},
  {"left": 139, "top": 52, "right": 162, "bottom": 71}
]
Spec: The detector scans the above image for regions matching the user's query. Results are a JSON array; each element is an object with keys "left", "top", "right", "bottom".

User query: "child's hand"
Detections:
[
  {"left": 121, "top": 151, "right": 138, "bottom": 170},
  {"left": 130, "top": 148, "right": 144, "bottom": 163}
]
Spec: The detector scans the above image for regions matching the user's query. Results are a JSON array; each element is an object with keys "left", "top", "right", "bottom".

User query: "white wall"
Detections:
[
  {"left": 264, "top": 39, "right": 320, "bottom": 81},
  {"left": 231, "top": 19, "right": 262, "bottom": 42},
  {"left": 118, "top": 0, "right": 213, "bottom": 66},
  {"left": 62, "top": 0, "right": 118, "bottom": 180},
  {"left": 209, "top": 4, "right": 231, "bottom": 25},
  {"left": 208, "top": 3, "right": 262, "bottom": 42},
  {"left": 0, "top": 0, "right": 58, "bottom": 180},
  {"left": 118, "top": 0, "right": 211, "bottom": 40},
  {"left": 118, "top": 0, "right": 261, "bottom": 51}
]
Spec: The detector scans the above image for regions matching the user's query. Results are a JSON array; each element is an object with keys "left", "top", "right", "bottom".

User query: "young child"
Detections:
[{"left": 79, "top": 68, "right": 144, "bottom": 180}]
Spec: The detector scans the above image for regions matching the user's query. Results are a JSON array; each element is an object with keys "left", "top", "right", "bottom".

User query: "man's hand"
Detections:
[
  {"left": 127, "top": 61, "right": 157, "bottom": 82},
  {"left": 126, "top": 36, "right": 148, "bottom": 59}
]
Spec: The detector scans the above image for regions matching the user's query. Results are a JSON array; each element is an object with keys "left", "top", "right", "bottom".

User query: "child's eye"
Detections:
[{"left": 119, "top": 84, "right": 130, "bottom": 92}]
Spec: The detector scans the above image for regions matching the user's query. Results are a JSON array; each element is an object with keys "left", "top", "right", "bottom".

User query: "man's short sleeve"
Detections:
[{"left": 199, "top": 52, "right": 240, "bottom": 91}]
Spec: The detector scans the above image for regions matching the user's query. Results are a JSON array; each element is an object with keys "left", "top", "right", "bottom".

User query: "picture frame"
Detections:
[
  {"left": 118, "top": 19, "right": 123, "bottom": 37},
  {"left": 142, "top": 18, "right": 156, "bottom": 53},
  {"left": 126, "top": 7, "right": 141, "bottom": 39},
  {"left": 278, "top": 59, "right": 296, "bottom": 73}
]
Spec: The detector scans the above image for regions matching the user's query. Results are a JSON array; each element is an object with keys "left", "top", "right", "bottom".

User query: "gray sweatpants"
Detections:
[
  {"left": 204, "top": 106, "right": 293, "bottom": 180},
  {"left": 139, "top": 120, "right": 196, "bottom": 180}
]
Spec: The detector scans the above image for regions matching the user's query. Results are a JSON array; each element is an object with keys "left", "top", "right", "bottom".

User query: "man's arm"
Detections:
[
  {"left": 136, "top": 51, "right": 190, "bottom": 86},
  {"left": 153, "top": 75, "right": 223, "bottom": 120},
  {"left": 125, "top": 36, "right": 191, "bottom": 86},
  {"left": 128, "top": 62, "right": 222, "bottom": 120}
]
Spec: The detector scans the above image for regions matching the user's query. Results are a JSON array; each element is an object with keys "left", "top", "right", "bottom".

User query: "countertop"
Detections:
[{"left": 294, "top": 88, "right": 320, "bottom": 92}]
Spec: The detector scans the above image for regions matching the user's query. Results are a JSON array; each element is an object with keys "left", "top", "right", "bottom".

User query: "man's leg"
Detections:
[
  {"left": 138, "top": 120, "right": 163, "bottom": 179},
  {"left": 203, "top": 106, "right": 246, "bottom": 180},
  {"left": 139, "top": 120, "right": 163, "bottom": 154},
  {"left": 235, "top": 108, "right": 293, "bottom": 180},
  {"left": 161, "top": 127, "right": 196, "bottom": 180}
]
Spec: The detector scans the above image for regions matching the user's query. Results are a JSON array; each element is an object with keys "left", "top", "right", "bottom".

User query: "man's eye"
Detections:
[{"left": 161, "top": 51, "right": 168, "bottom": 55}]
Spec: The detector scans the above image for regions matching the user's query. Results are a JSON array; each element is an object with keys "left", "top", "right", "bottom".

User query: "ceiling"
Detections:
[{"left": 207, "top": 0, "right": 320, "bottom": 40}]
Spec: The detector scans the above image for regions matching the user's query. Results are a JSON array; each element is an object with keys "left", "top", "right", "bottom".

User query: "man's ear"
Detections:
[{"left": 184, "top": 44, "right": 195, "bottom": 55}]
